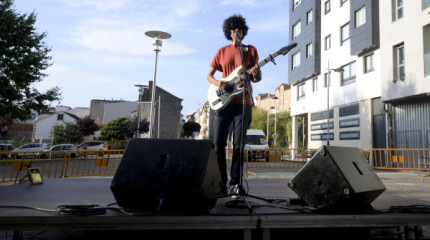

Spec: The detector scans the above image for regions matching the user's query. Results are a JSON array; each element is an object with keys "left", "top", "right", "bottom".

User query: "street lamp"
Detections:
[
  {"left": 134, "top": 84, "right": 148, "bottom": 138},
  {"left": 145, "top": 30, "right": 171, "bottom": 139},
  {"left": 266, "top": 94, "right": 278, "bottom": 143},
  {"left": 326, "top": 64, "right": 344, "bottom": 145}
]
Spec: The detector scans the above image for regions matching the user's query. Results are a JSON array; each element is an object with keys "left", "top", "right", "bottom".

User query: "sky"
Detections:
[{"left": 13, "top": 0, "right": 292, "bottom": 117}]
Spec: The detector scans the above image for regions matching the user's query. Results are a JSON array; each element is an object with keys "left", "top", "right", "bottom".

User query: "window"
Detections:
[
  {"left": 312, "top": 78, "right": 318, "bottom": 92},
  {"left": 364, "top": 54, "right": 374, "bottom": 73},
  {"left": 311, "top": 133, "right": 334, "bottom": 141},
  {"left": 292, "top": 51, "right": 301, "bottom": 69},
  {"left": 325, "top": 72, "right": 331, "bottom": 87},
  {"left": 393, "top": 0, "right": 404, "bottom": 20},
  {"left": 339, "top": 118, "right": 360, "bottom": 128},
  {"left": 298, "top": 83, "right": 306, "bottom": 100},
  {"left": 339, "top": 103, "right": 359, "bottom": 116},
  {"left": 57, "top": 114, "right": 64, "bottom": 121},
  {"left": 424, "top": 0, "right": 430, "bottom": 10},
  {"left": 325, "top": 34, "right": 331, "bottom": 50},
  {"left": 293, "top": 0, "right": 301, "bottom": 10},
  {"left": 394, "top": 44, "right": 405, "bottom": 82},
  {"left": 341, "top": 22, "right": 350, "bottom": 45},
  {"left": 340, "top": 131, "right": 360, "bottom": 140},
  {"left": 306, "top": 43, "right": 313, "bottom": 58},
  {"left": 311, "top": 122, "right": 334, "bottom": 131},
  {"left": 341, "top": 61, "right": 356, "bottom": 86},
  {"left": 293, "top": 21, "right": 301, "bottom": 39},
  {"left": 325, "top": 0, "right": 331, "bottom": 14},
  {"left": 307, "top": 9, "right": 313, "bottom": 25},
  {"left": 355, "top": 6, "right": 366, "bottom": 28}
]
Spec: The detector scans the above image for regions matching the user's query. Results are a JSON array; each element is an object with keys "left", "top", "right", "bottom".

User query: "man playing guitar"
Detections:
[{"left": 207, "top": 14, "right": 261, "bottom": 197}]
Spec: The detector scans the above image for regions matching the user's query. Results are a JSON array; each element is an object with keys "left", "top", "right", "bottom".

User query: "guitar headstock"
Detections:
[{"left": 279, "top": 42, "right": 298, "bottom": 55}]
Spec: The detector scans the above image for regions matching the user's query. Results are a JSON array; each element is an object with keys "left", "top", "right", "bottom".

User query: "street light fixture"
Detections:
[
  {"left": 145, "top": 30, "right": 171, "bottom": 139},
  {"left": 134, "top": 84, "right": 148, "bottom": 138},
  {"left": 326, "top": 65, "right": 344, "bottom": 145},
  {"left": 266, "top": 94, "right": 278, "bottom": 143}
]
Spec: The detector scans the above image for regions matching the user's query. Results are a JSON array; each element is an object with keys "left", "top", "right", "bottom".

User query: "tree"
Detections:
[
  {"left": 75, "top": 116, "right": 99, "bottom": 136},
  {"left": 182, "top": 121, "right": 201, "bottom": 138},
  {"left": 0, "top": 0, "right": 61, "bottom": 124},
  {"left": 127, "top": 115, "right": 149, "bottom": 136},
  {"left": 50, "top": 122, "right": 83, "bottom": 145},
  {"left": 98, "top": 117, "right": 133, "bottom": 141}
]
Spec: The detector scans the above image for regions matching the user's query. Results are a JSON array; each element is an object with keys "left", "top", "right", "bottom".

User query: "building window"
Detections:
[
  {"left": 341, "top": 61, "right": 356, "bottom": 86},
  {"left": 393, "top": 0, "right": 404, "bottom": 21},
  {"left": 425, "top": 24, "right": 430, "bottom": 76},
  {"left": 312, "top": 78, "right": 318, "bottom": 92},
  {"left": 341, "top": 22, "right": 350, "bottom": 45},
  {"left": 307, "top": 9, "right": 313, "bottom": 25},
  {"left": 311, "top": 133, "right": 334, "bottom": 141},
  {"left": 364, "top": 54, "right": 374, "bottom": 73},
  {"left": 394, "top": 44, "right": 405, "bottom": 82},
  {"left": 293, "top": 0, "right": 302, "bottom": 10},
  {"left": 298, "top": 83, "right": 306, "bottom": 100},
  {"left": 57, "top": 114, "right": 64, "bottom": 121},
  {"left": 355, "top": 6, "right": 366, "bottom": 28},
  {"left": 325, "top": 72, "right": 331, "bottom": 87},
  {"left": 292, "top": 51, "right": 301, "bottom": 69},
  {"left": 339, "top": 118, "right": 360, "bottom": 128},
  {"left": 325, "top": 34, "right": 331, "bottom": 50},
  {"left": 424, "top": 0, "right": 430, "bottom": 10},
  {"left": 293, "top": 20, "right": 301, "bottom": 39},
  {"left": 339, "top": 103, "right": 359, "bottom": 116},
  {"left": 325, "top": 0, "right": 331, "bottom": 14},
  {"left": 311, "top": 122, "right": 334, "bottom": 131},
  {"left": 306, "top": 43, "right": 313, "bottom": 58},
  {"left": 340, "top": 131, "right": 360, "bottom": 140}
]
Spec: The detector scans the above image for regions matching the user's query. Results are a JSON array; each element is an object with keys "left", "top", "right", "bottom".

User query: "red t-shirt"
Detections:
[{"left": 210, "top": 44, "right": 259, "bottom": 106}]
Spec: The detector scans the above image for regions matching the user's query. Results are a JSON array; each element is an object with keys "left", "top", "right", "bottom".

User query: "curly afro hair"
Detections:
[{"left": 222, "top": 14, "right": 249, "bottom": 41}]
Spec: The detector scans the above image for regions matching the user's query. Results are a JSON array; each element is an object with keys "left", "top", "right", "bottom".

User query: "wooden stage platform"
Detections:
[{"left": 1, "top": 171, "right": 430, "bottom": 239}]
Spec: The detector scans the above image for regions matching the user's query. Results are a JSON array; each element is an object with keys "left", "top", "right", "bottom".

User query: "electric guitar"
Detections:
[{"left": 207, "top": 43, "right": 297, "bottom": 111}]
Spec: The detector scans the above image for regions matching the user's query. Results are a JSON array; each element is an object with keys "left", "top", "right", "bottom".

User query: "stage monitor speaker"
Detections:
[
  {"left": 288, "top": 146, "right": 386, "bottom": 210},
  {"left": 110, "top": 139, "right": 222, "bottom": 213}
]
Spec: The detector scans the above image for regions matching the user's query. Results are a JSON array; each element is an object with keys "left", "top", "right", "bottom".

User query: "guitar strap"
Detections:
[{"left": 240, "top": 45, "right": 254, "bottom": 106}]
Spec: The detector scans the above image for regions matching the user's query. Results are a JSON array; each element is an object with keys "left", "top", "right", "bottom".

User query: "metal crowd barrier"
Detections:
[
  {"left": 2, "top": 148, "right": 430, "bottom": 183},
  {"left": 0, "top": 150, "right": 124, "bottom": 182}
]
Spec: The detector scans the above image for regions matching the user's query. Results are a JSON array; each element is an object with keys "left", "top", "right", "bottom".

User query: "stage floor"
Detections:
[{"left": 1, "top": 169, "right": 430, "bottom": 239}]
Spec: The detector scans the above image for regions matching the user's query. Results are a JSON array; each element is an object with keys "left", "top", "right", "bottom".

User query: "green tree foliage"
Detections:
[
  {"left": 50, "top": 122, "right": 83, "bottom": 145},
  {"left": 98, "top": 117, "right": 133, "bottom": 141},
  {"left": 0, "top": 0, "right": 61, "bottom": 125},
  {"left": 250, "top": 107, "right": 294, "bottom": 148},
  {"left": 182, "top": 121, "right": 201, "bottom": 138},
  {"left": 75, "top": 116, "right": 99, "bottom": 136},
  {"left": 128, "top": 115, "right": 149, "bottom": 136}
]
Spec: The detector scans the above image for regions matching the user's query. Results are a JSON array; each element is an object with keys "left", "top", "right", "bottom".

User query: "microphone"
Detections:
[{"left": 234, "top": 32, "right": 241, "bottom": 42}]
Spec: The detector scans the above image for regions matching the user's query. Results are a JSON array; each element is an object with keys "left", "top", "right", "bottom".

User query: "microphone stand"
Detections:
[{"left": 228, "top": 33, "right": 268, "bottom": 213}]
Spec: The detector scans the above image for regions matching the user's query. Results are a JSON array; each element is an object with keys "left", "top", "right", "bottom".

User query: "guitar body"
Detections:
[{"left": 207, "top": 65, "right": 245, "bottom": 111}]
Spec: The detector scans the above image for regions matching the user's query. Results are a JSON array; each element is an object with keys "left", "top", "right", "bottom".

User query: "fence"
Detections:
[
  {"left": 1, "top": 148, "right": 430, "bottom": 183},
  {"left": 1, "top": 150, "right": 124, "bottom": 182}
]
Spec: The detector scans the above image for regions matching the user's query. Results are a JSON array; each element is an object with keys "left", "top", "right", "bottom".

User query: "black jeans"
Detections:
[{"left": 212, "top": 103, "right": 252, "bottom": 189}]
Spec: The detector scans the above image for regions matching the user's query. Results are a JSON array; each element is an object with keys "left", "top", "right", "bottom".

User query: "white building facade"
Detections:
[{"left": 289, "top": 0, "right": 430, "bottom": 150}]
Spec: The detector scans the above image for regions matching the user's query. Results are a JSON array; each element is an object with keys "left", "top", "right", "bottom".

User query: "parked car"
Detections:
[
  {"left": 78, "top": 141, "right": 110, "bottom": 156},
  {"left": 245, "top": 129, "right": 270, "bottom": 162},
  {"left": 78, "top": 141, "right": 110, "bottom": 150},
  {"left": 10, "top": 143, "right": 51, "bottom": 158},
  {"left": 38, "top": 144, "right": 80, "bottom": 159},
  {"left": 0, "top": 144, "right": 14, "bottom": 159}
]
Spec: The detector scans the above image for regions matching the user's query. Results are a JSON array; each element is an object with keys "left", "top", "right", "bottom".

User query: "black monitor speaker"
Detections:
[
  {"left": 110, "top": 139, "right": 222, "bottom": 213},
  {"left": 288, "top": 146, "right": 386, "bottom": 210}
]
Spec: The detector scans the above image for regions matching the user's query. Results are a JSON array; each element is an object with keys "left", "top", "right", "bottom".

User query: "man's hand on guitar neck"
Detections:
[{"left": 250, "top": 64, "right": 262, "bottom": 83}]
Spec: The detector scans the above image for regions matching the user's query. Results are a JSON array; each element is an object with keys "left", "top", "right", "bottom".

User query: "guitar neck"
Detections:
[{"left": 246, "top": 52, "right": 281, "bottom": 74}]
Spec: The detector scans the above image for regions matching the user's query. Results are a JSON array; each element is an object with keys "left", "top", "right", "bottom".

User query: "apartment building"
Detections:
[{"left": 288, "top": 0, "right": 430, "bottom": 150}]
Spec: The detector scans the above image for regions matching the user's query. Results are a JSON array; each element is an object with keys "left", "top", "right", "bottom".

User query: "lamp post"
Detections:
[
  {"left": 134, "top": 84, "right": 148, "bottom": 138},
  {"left": 145, "top": 30, "right": 171, "bottom": 139},
  {"left": 326, "top": 64, "right": 344, "bottom": 145},
  {"left": 266, "top": 94, "right": 278, "bottom": 143}
]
